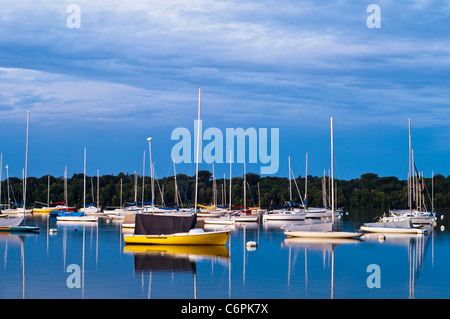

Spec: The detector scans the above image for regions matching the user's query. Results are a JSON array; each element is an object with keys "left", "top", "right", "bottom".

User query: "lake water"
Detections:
[{"left": 0, "top": 209, "right": 449, "bottom": 300}]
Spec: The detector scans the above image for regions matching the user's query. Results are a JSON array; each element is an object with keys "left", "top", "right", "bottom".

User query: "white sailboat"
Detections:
[
  {"left": 57, "top": 148, "right": 98, "bottom": 222},
  {"left": 263, "top": 157, "right": 307, "bottom": 221},
  {"left": 360, "top": 119, "right": 427, "bottom": 234},
  {"left": 284, "top": 118, "right": 363, "bottom": 239}
]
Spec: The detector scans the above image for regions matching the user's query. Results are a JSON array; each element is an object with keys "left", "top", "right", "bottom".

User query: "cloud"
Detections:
[{"left": 0, "top": 0, "right": 449, "bottom": 132}]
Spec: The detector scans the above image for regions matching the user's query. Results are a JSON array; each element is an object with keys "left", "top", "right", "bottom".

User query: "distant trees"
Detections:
[{"left": 0, "top": 171, "right": 447, "bottom": 210}]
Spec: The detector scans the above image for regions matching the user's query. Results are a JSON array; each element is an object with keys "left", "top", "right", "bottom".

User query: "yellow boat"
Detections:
[{"left": 123, "top": 229, "right": 230, "bottom": 245}]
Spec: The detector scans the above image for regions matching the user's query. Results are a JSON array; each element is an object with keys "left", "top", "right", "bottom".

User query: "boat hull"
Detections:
[
  {"left": 56, "top": 216, "right": 98, "bottom": 222},
  {"left": 284, "top": 230, "right": 363, "bottom": 239},
  {"left": 0, "top": 226, "right": 39, "bottom": 232},
  {"left": 123, "top": 230, "right": 231, "bottom": 245},
  {"left": 263, "top": 214, "right": 306, "bottom": 221},
  {"left": 359, "top": 225, "right": 426, "bottom": 234}
]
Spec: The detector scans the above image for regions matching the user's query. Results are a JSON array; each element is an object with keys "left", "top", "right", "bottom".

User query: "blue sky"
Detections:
[{"left": 1, "top": 0, "right": 450, "bottom": 181}]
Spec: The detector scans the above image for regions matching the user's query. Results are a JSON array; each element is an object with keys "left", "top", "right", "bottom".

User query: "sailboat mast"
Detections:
[
  {"left": 330, "top": 117, "right": 335, "bottom": 225},
  {"left": 147, "top": 137, "right": 154, "bottom": 208},
  {"left": 64, "top": 166, "right": 68, "bottom": 206},
  {"left": 47, "top": 175, "right": 50, "bottom": 206},
  {"left": 173, "top": 159, "right": 179, "bottom": 207},
  {"left": 83, "top": 147, "right": 86, "bottom": 210},
  {"left": 213, "top": 163, "right": 216, "bottom": 208},
  {"left": 244, "top": 162, "right": 246, "bottom": 210},
  {"left": 229, "top": 151, "right": 232, "bottom": 211},
  {"left": 194, "top": 87, "right": 201, "bottom": 214},
  {"left": 288, "top": 156, "right": 292, "bottom": 206},
  {"left": 97, "top": 170, "right": 99, "bottom": 209},
  {"left": 305, "top": 153, "right": 308, "bottom": 209},
  {"left": 322, "top": 169, "right": 327, "bottom": 208},
  {"left": 409, "top": 118, "right": 412, "bottom": 217},
  {"left": 432, "top": 170, "right": 434, "bottom": 212},
  {"left": 142, "top": 151, "right": 145, "bottom": 209},
  {"left": 23, "top": 111, "right": 30, "bottom": 212}
]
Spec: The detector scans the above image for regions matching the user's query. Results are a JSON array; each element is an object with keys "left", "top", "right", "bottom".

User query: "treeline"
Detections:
[{"left": 2, "top": 172, "right": 450, "bottom": 210}]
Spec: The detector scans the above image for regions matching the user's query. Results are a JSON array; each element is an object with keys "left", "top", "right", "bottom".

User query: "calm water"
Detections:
[{"left": 0, "top": 209, "right": 449, "bottom": 299}]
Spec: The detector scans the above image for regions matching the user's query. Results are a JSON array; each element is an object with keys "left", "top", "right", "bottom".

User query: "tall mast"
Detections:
[
  {"left": 305, "top": 152, "right": 308, "bottom": 209},
  {"left": 0, "top": 153, "right": 2, "bottom": 209},
  {"left": 147, "top": 137, "right": 154, "bottom": 208},
  {"left": 213, "top": 163, "right": 216, "bottom": 208},
  {"left": 432, "top": 170, "right": 434, "bottom": 212},
  {"left": 243, "top": 162, "right": 246, "bottom": 210},
  {"left": 173, "top": 159, "right": 179, "bottom": 207},
  {"left": 83, "top": 147, "right": 86, "bottom": 211},
  {"left": 229, "top": 151, "right": 232, "bottom": 211},
  {"left": 97, "top": 170, "right": 99, "bottom": 209},
  {"left": 409, "top": 118, "right": 412, "bottom": 217},
  {"left": 142, "top": 151, "right": 145, "bottom": 208},
  {"left": 47, "top": 175, "right": 50, "bottom": 207},
  {"left": 322, "top": 169, "right": 327, "bottom": 208},
  {"left": 194, "top": 87, "right": 201, "bottom": 214},
  {"left": 288, "top": 156, "right": 292, "bottom": 207},
  {"left": 330, "top": 117, "right": 335, "bottom": 225},
  {"left": 120, "top": 178, "right": 123, "bottom": 209},
  {"left": 23, "top": 111, "right": 30, "bottom": 212},
  {"left": 6, "top": 164, "right": 10, "bottom": 209},
  {"left": 64, "top": 166, "right": 68, "bottom": 206}
]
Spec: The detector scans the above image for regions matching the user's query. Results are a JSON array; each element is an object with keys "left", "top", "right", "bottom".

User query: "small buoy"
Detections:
[
  {"left": 49, "top": 228, "right": 57, "bottom": 234},
  {"left": 433, "top": 222, "right": 437, "bottom": 227},
  {"left": 441, "top": 225, "right": 445, "bottom": 231},
  {"left": 246, "top": 241, "right": 258, "bottom": 251},
  {"left": 441, "top": 215, "right": 445, "bottom": 220},
  {"left": 106, "top": 219, "right": 111, "bottom": 223},
  {"left": 378, "top": 234, "right": 386, "bottom": 242},
  {"left": 345, "top": 212, "right": 349, "bottom": 216}
]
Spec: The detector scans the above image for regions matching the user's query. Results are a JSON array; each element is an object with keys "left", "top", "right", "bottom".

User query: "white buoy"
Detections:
[
  {"left": 441, "top": 225, "right": 445, "bottom": 231},
  {"left": 49, "top": 228, "right": 58, "bottom": 234},
  {"left": 441, "top": 215, "right": 444, "bottom": 220},
  {"left": 378, "top": 234, "right": 386, "bottom": 242},
  {"left": 246, "top": 241, "right": 258, "bottom": 251}
]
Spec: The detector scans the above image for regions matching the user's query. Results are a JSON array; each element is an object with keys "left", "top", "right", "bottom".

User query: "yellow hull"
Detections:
[
  {"left": 123, "top": 244, "right": 230, "bottom": 258},
  {"left": 123, "top": 230, "right": 230, "bottom": 245},
  {"left": 33, "top": 208, "right": 59, "bottom": 214}
]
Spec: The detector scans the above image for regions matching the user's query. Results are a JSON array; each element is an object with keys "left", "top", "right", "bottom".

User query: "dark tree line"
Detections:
[{"left": 1, "top": 171, "right": 448, "bottom": 210}]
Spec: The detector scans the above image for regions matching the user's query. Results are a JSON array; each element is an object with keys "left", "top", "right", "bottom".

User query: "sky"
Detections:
[{"left": 1, "top": 0, "right": 450, "bottom": 181}]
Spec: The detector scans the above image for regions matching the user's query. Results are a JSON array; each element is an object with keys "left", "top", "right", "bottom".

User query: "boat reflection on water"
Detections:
[
  {"left": 283, "top": 236, "right": 361, "bottom": 299},
  {"left": 362, "top": 232, "right": 429, "bottom": 299},
  {"left": 0, "top": 233, "right": 37, "bottom": 299},
  {"left": 123, "top": 245, "right": 230, "bottom": 298}
]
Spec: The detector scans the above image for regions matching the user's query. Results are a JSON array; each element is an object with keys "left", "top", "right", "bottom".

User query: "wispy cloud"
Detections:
[{"left": 1, "top": 1, "right": 450, "bottom": 178}]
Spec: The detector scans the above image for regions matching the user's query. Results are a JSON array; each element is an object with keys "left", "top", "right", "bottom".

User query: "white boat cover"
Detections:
[{"left": 287, "top": 221, "right": 333, "bottom": 232}]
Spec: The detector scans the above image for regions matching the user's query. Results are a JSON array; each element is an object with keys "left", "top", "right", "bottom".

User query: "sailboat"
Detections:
[
  {"left": 57, "top": 148, "right": 98, "bottom": 222},
  {"left": 123, "top": 87, "right": 231, "bottom": 245},
  {"left": 284, "top": 118, "right": 363, "bottom": 239},
  {"left": 360, "top": 119, "right": 427, "bottom": 234},
  {"left": 299, "top": 153, "right": 327, "bottom": 218},
  {"left": 263, "top": 157, "right": 307, "bottom": 221}
]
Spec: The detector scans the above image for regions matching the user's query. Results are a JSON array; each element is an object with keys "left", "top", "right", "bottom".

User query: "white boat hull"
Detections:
[
  {"left": 263, "top": 212, "right": 306, "bottom": 221},
  {"left": 284, "top": 230, "right": 363, "bottom": 239},
  {"left": 359, "top": 225, "right": 426, "bottom": 234},
  {"left": 56, "top": 216, "right": 98, "bottom": 222}
]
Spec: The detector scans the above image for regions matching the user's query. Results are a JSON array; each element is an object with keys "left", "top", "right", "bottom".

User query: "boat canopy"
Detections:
[
  {"left": 363, "top": 220, "right": 413, "bottom": 229},
  {"left": 134, "top": 213, "right": 197, "bottom": 235}
]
